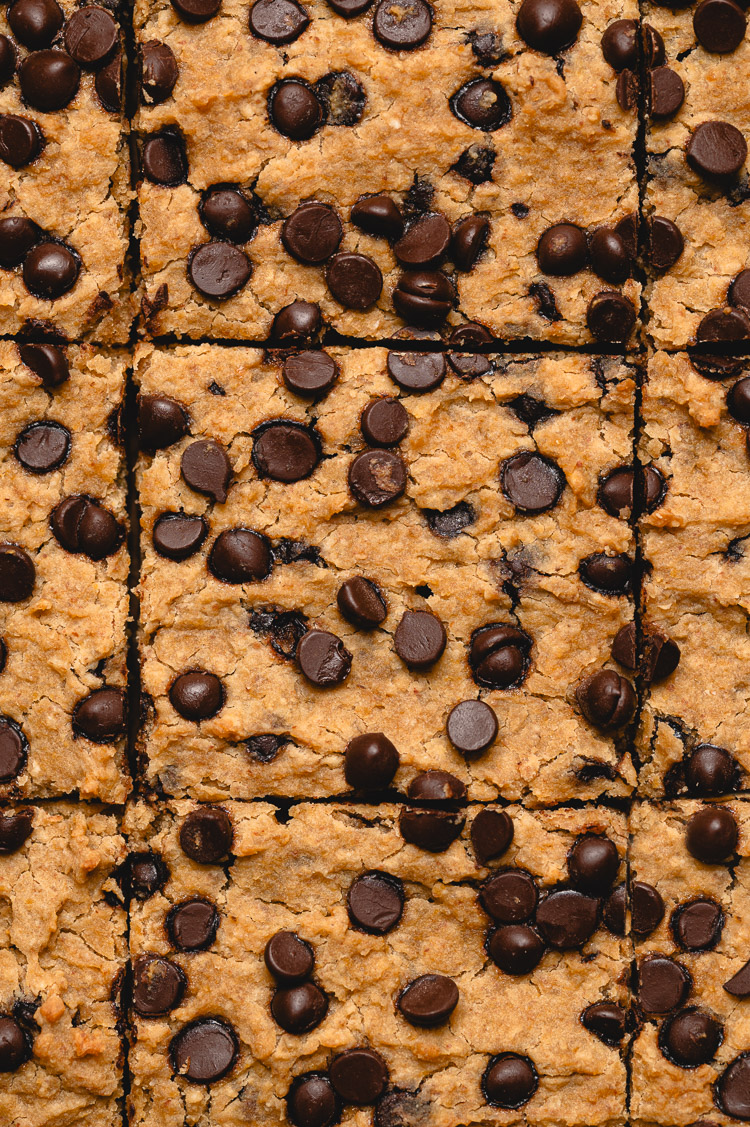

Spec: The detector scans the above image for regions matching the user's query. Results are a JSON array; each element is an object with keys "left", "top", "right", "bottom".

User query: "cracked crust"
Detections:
[
  {"left": 135, "top": 344, "right": 637, "bottom": 804},
  {"left": 630, "top": 800, "right": 750, "bottom": 1127},
  {"left": 638, "top": 351, "right": 750, "bottom": 796},
  {"left": 642, "top": 2, "right": 750, "bottom": 349},
  {"left": 0, "top": 341, "right": 129, "bottom": 801},
  {"left": 0, "top": 803, "right": 127, "bottom": 1127},
  {"left": 134, "top": 0, "right": 639, "bottom": 342},
  {"left": 125, "top": 798, "right": 628, "bottom": 1127}
]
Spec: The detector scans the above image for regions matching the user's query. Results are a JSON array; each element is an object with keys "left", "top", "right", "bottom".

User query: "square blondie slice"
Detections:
[
  {"left": 0, "top": 802, "right": 127, "bottom": 1127},
  {"left": 641, "top": 0, "right": 750, "bottom": 349},
  {"left": 126, "top": 799, "right": 628, "bottom": 1127},
  {"left": 134, "top": 0, "right": 639, "bottom": 345},
  {"left": 638, "top": 350, "right": 750, "bottom": 800},
  {"left": 135, "top": 343, "right": 637, "bottom": 805},
  {"left": 0, "top": 340, "right": 130, "bottom": 801},
  {"left": 0, "top": 0, "right": 134, "bottom": 341},
  {"left": 630, "top": 799, "right": 750, "bottom": 1127}
]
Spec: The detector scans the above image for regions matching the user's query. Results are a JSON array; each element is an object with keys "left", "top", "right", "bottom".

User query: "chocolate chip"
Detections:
[
  {"left": 287, "top": 1074, "right": 340, "bottom": 1127},
  {"left": 249, "top": 0, "right": 309, "bottom": 41},
  {"left": 536, "top": 889, "right": 599, "bottom": 949},
  {"left": 468, "top": 28, "right": 505, "bottom": 65},
  {"left": 581, "top": 1002, "right": 626, "bottom": 1046},
  {"left": 171, "top": 0, "right": 221, "bottom": 21},
  {"left": 167, "top": 898, "right": 219, "bottom": 950},
  {"left": 724, "top": 959, "right": 750, "bottom": 997},
  {"left": 94, "top": 47, "right": 120, "bottom": 110},
  {"left": 386, "top": 351, "right": 445, "bottom": 393},
  {"left": 394, "top": 609, "right": 446, "bottom": 669},
  {"left": 315, "top": 70, "right": 365, "bottom": 125},
  {"left": 687, "top": 121, "right": 748, "bottom": 178},
  {"left": 360, "top": 398, "right": 409, "bottom": 447},
  {"left": 282, "top": 202, "right": 342, "bottom": 265},
  {"left": 269, "top": 79, "right": 323, "bottom": 139},
  {"left": 344, "top": 732, "right": 399, "bottom": 789},
  {"left": 297, "top": 629, "right": 352, "bottom": 687},
  {"left": 0, "top": 217, "right": 38, "bottom": 268},
  {"left": 189, "top": 239, "right": 253, "bottom": 302},
  {"left": 330, "top": 1049, "right": 389, "bottom": 1105},
  {"left": 586, "top": 291, "right": 636, "bottom": 343},
  {"left": 631, "top": 880, "right": 665, "bottom": 937},
  {"left": 72, "top": 687, "right": 125, "bottom": 742},
  {"left": 351, "top": 195, "right": 404, "bottom": 240},
  {"left": 697, "top": 306, "right": 750, "bottom": 342},
  {"left": 590, "top": 228, "right": 630, "bottom": 284},
  {"left": 399, "top": 809, "right": 464, "bottom": 852},
  {"left": 169, "top": 1018, "right": 237, "bottom": 1084},
  {"left": 169, "top": 670, "right": 225, "bottom": 721},
  {"left": 729, "top": 270, "right": 750, "bottom": 318},
  {"left": 23, "top": 242, "right": 79, "bottom": 299},
  {"left": 181, "top": 439, "right": 232, "bottom": 502},
  {"left": 0, "top": 1016, "right": 31, "bottom": 1072},
  {"left": 0, "top": 809, "right": 33, "bottom": 855},
  {"left": 153, "top": 512, "right": 208, "bottom": 561},
  {"left": 283, "top": 351, "right": 337, "bottom": 399},
  {"left": 450, "top": 78, "right": 512, "bottom": 130},
  {"left": 372, "top": 0, "right": 431, "bottom": 48},
  {"left": 264, "top": 931, "right": 314, "bottom": 985},
  {"left": 392, "top": 270, "right": 454, "bottom": 325},
  {"left": 469, "top": 624, "right": 531, "bottom": 689},
  {"left": 603, "top": 884, "right": 626, "bottom": 935},
  {"left": 14, "top": 422, "right": 70, "bottom": 474},
  {"left": 481, "top": 869, "right": 538, "bottom": 923},
  {"left": 611, "top": 622, "right": 679, "bottom": 684},
  {"left": 661, "top": 1007, "right": 723, "bottom": 1067},
  {"left": 348, "top": 872, "right": 404, "bottom": 936},
  {"left": 140, "top": 40, "right": 178, "bottom": 103},
  {"left": 208, "top": 528, "right": 271, "bottom": 583},
  {"left": 180, "top": 806, "right": 233, "bottom": 863},
  {"left": 348, "top": 449, "right": 407, "bottom": 508},
  {"left": 128, "top": 852, "right": 168, "bottom": 899},
  {"left": 0, "top": 114, "right": 44, "bottom": 169},
  {"left": 648, "top": 215, "right": 685, "bottom": 270},
  {"left": 327, "top": 252, "right": 382, "bottom": 310},
  {"left": 615, "top": 212, "right": 638, "bottom": 257},
  {"left": 138, "top": 395, "right": 189, "bottom": 451},
  {"left": 518, "top": 0, "right": 582, "bottom": 51},
  {"left": 423, "top": 501, "right": 475, "bottom": 538},
  {"left": 64, "top": 6, "right": 118, "bottom": 67},
  {"left": 0, "top": 718, "right": 26, "bottom": 782},
  {"left": 452, "top": 144, "right": 496, "bottom": 183},
  {"left": 398, "top": 975, "right": 458, "bottom": 1027},
  {"left": 451, "top": 215, "right": 489, "bottom": 272},
  {"left": 576, "top": 670, "right": 635, "bottom": 730},
  {"left": 253, "top": 421, "right": 320, "bottom": 483},
  {"left": 446, "top": 700, "right": 498, "bottom": 758},
  {"left": 536, "top": 223, "right": 587, "bottom": 275},
  {"left": 448, "top": 352, "right": 492, "bottom": 379},
  {"left": 200, "top": 186, "right": 256, "bottom": 242},
  {"left": 50, "top": 496, "right": 123, "bottom": 560},
  {"left": 672, "top": 898, "right": 723, "bottom": 950},
  {"left": 272, "top": 982, "right": 328, "bottom": 1033},
  {"left": 394, "top": 214, "right": 450, "bottom": 270},
  {"left": 649, "top": 66, "right": 685, "bottom": 119},
  {"left": 19, "top": 49, "right": 80, "bottom": 111},
  {"left": 272, "top": 300, "right": 322, "bottom": 343},
  {"left": 728, "top": 375, "right": 750, "bottom": 423},
  {"left": 141, "top": 131, "right": 187, "bottom": 186},
  {"left": 694, "top": 0, "right": 746, "bottom": 53},
  {"left": 337, "top": 577, "right": 386, "bottom": 629},
  {"left": 487, "top": 924, "right": 545, "bottom": 975},
  {"left": 686, "top": 744, "right": 739, "bottom": 795},
  {"left": 8, "top": 0, "right": 62, "bottom": 49},
  {"left": 0, "top": 36, "right": 15, "bottom": 86},
  {"left": 483, "top": 1053, "right": 538, "bottom": 1109},
  {"left": 601, "top": 19, "right": 637, "bottom": 69},
  {"left": 686, "top": 805, "right": 738, "bottom": 862},
  {"left": 568, "top": 834, "right": 619, "bottom": 894},
  {"left": 598, "top": 466, "right": 636, "bottom": 517},
  {"left": 471, "top": 809, "right": 513, "bottom": 865},
  {"left": 132, "top": 955, "right": 186, "bottom": 1018},
  {"left": 501, "top": 452, "right": 565, "bottom": 513},
  {"left": 407, "top": 769, "right": 466, "bottom": 801},
  {"left": 18, "top": 342, "right": 68, "bottom": 387},
  {"left": 717, "top": 1054, "right": 750, "bottom": 1119},
  {"left": 579, "top": 552, "right": 633, "bottom": 595},
  {"left": 639, "top": 955, "right": 691, "bottom": 1015},
  {"left": 326, "top": 0, "right": 371, "bottom": 12}
]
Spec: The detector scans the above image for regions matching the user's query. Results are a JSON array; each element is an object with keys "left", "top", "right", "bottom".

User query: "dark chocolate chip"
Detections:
[
  {"left": 589, "top": 227, "right": 630, "bottom": 284},
  {"left": 631, "top": 880, "right": 665, "bottom": 937},
  {"left": 348, "top": 871, "right": 404, "bottom": 933},
  {"left": 581, "top": 1002, "right": 626, "bottom": 1046},
  {"left": 264, "top": 930, "right": 314, "bottom": 984},
  {"left": 253, "top": 421, "right": 320, "bottom": 483},
  {"left": 483, "top": 1053, "right": 538, "bottom": 1109},
  {"left": 501, "top": 452, "right": 565, "bottom": 513},
  {"left": 694, "top": 0, "right": 746, "bottom": 53},
  {"left": 423, "top": 501, "right": 475, "bottom": 538},
  {"left": 567, "top": 834, "right": 619, "bottom": 894},
  {"left": 686, "top": 744, "right": 739, "bottom": 796},
  {"left": 451, "top": 215, "right": 489, "bottom": 271},
  {"left": 94, "top": 48, "right": 120, "bottom": 111},
  {"left": 686, "top": 805, "right": 738, "bottom": 862},
  {"left": 576, "top": 669, "right": 636, "bottom": 730},
  {"left": 208, "top": 528, "right": 271, "bottom": 583},
  {"left": 638, "top": 955, "right": 691, "bottom": 1014},
  {"left": 153, "top": 512, "right": 208, "bottom": 561},
  {"left": 446, "top": 699, "right": 498, "bottom": 757},
  {"left": 724, "top": 959, "right": 750, "bottom": 997},
  {"left": 0, "top": 809, "right": 33, "bottom": 855},
  {"left": 0, "top": 115, "right": 43, "bottom": 168},
  {"left": 0, "top": 36, "right": 15, "bottom": 87},
  {"left": 23, "top": 242, "right": 79, "bottom": 299},
  {"left": 394, "top": 609, "right": 446, "bottom": 669},
  {"left": 586, "top": 290, "right": 636, "bottom": 343},
  {"left": 648, "top": 216, "right": 684, "bottom": 270},
  {"left": 471, "top": 809, "right": 513, "bottom": 865},
  {"left": 282, "top": 202, "right": 343, "bottom": 265},
  {"left": 351, "top": 195, "right": 404, "bottom": 240},
  {"left": 0, "top": 217, "right": 38, "bottom": 268},
  {"left": 272, "top": 300, "right": 322, "bottom": 343},
  {"left": 392, "top": 270, "right": 454, "bottom": 325},
  {"left": 536, "top": 889, "right": 598, "bottom": 949},
  {"left": 536, "top": 223, "right": 587, "bottom": 275},
  {"left": 50, "top": 496, "right": 123, "bottom": 560},
  {"left": 407, "top": 769, "right": 466, "bottom": 801},
  {"left": 360, "top": 398, "right": 409, "bottom": 446},
  {"left": 128, "top": 852, "right": 168, "bottom": 899},
  {"left": 603, "top": 883, "right": 626, "bottom": 936},
  {"left": 579, "top": 552, "right": 633, "bottom": 595},
  {"left": 269, "top": 79, "right": 323, "bottom": 139},
  {"left": 138, "top": 394, "right": 189, "bottom": 451},
  {"left": 649, "top": 66, "right": 685, "bottom": 119},
  {"left": 314, "top": 71, "right": 365, "bottom": 126},
  {"left": 348, "top": 449, "right": 407, "bottom": 507},
  {"left": 141, "top": 132, "right": 187, "bottom": 186},
  {"left": 17, "top": 342, "right": 68, "bottom": 387},
  {"left": 283, "top": 351, "right": 337, "bottom": 399},
  {"left": 326, "top": 252, "right": 382, "bottom": 310},
  {"left": 0, "top": 718, "right": 27, "bottom": 782},
  {"left": 140, "top": 40, "right": 178, "bottom": 104},
  {"left": 171, "top": 0, "right": 221, "bottom": 21},
  {"left": 697, "top": 306, "right": 750, "bottom": 342},
  {"left": 515, "top": 0, "right": 581, "bottom": 52},
  {"left": 199, "top": 186, "right": 256, "bottom": 243},
  {"left": 687, "top": 121, "right": 748, "bottom": 178},
  {"left": 337, "top": 577, "right": 387, "bottom": 629},
  {"left": 169, "top": 670, "right": 225, "bottom": 721},
  {"left": 0, "top": 1015, "right": 31, "bottom": 1072},
  {"left": 18, "top": 49, "right": 79, "bottom": 111},
  {"left": 386, "top": 351, "right": 445, "bottom": 392},
  {"left": 480, "top": 869, "right": 538, "bottom": 923},
  {"left": 169, "top": 1018, "right": 238, "bottom": 1084},
  {"left": 661, "top": 1007, "right": 723, "bottom": 1067},
  {"left": 8, "top": 0, "right": 62, "bottom": 49},
  {"left": 330, "top": 1049, "right": 389, "bottom": 1105},
  {"left": 372, "top": 0, "right": 431, "bottom": 48},
  {"left": 394, "top": 214, "right": 450, "bottom": 270},
  {"left": 249, "top": 0, "right": 309, "bottom": 42},
  {"left": 397, "top": 975, "right": 458, "bottom": 1027},
  {"left": 188, "top": 241, "right": 252, "bottom": 300},
  {"left": 132, "top": 954, "right": 186, "bottom": 1017},
  {"left": 167, "top": 898, "right": 219, "bottom": 950},
  {"left": 344, "top": 732, "right": 399, "bottom": 789},
  {"left": 72, "top": 687, "right": 125, "bottom": 742},
  {"left": 64, "top": 6, "right": 118, "bottom": 67},
  {"left": 181, "top": 439, "right": 232, "bottom": 502},
  {"left": 450, "top": 78, "right": 512, "bottom": 130},
  {"left": 469, "top": 624, "right": 531, "bottom": 689},
  {"left": 672, "top": 898, "right": 724, "bottom": 950},
  {"left": 287, "top": 1073, "right": 340, "bottom": 1127},
  {"left": 297, "top": 629, "right": 352, "bottom": 687},
  {"left": 14, "top": 422, "right": 70, "bottom": 474},
  {"left": 717, "top": 1054, "right": 750, "bottom": 1119},
  {"left": 487, "top": 924, "right": 545, "bottom": 975},
  {"left": 272, "top": 982, "right": 328, "bottom": 1034},
  {"left": 601, "top": 18, "right": 637, "bottom": 69},
  {"left": 179, "top": 806, "right": 233, "bottom": 863},
  {"left": 399, "top": 809, "right": 465, "bottom": 852}
]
